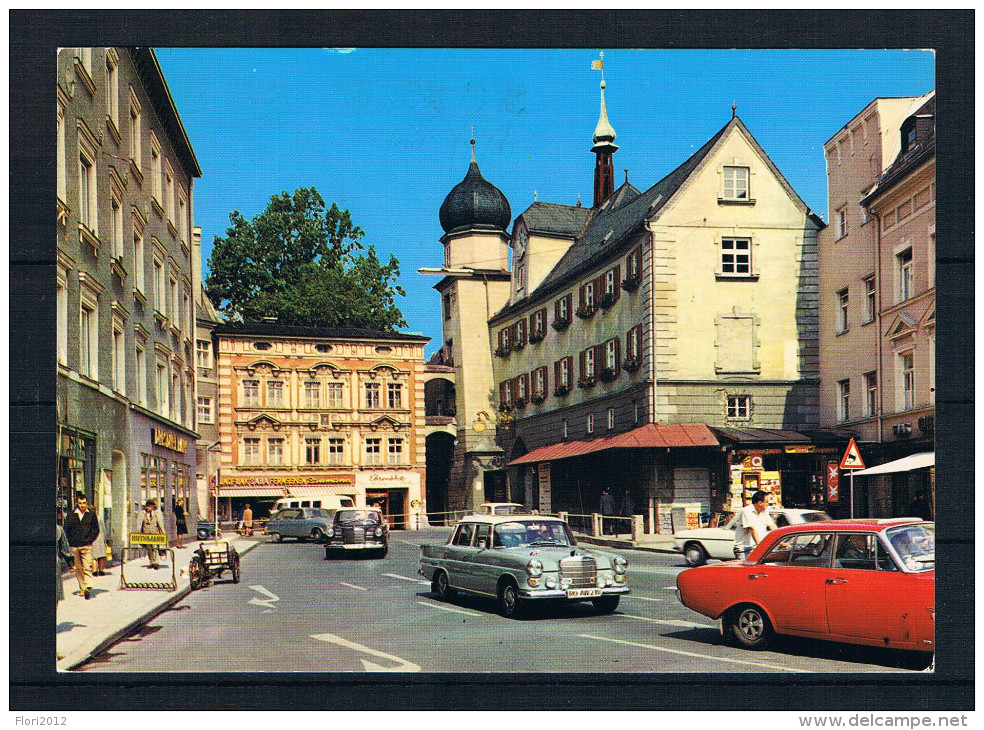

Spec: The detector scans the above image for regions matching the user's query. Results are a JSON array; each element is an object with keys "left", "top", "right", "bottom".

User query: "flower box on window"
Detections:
[
  {"left": 577, "top": 375, "right": 596, "bottom": 389},
  {"left": 494, "top": 345, "right": 510, "bottom": 358},
  {"left": 552, "top": 318, "right": 571, "bottom": 332},
  {"left": 621, "top": 275, "right": 641, "bottom": 292},
  {"left": 622, "top": 357, "right": 641, "bottom": 373},
  {"left": 528, "top": 331, "right": 545, "bottom": 344},
  {"left": 598, "top": 292, "right": 618, "bottom": 310},
  {"left": 575, "top": 304, "right": 596, "bottom": 320},
  {"left": 498, "top": 402, "right": 514, "bottom": 414},
  {"left": 530, "top": 391, "right": 546, "bottom": 405},
  {"left": 599, "top": 367, "right": 618, "bottom": 383},
  {"left": 512, "top": 339, "right": 525, "bottom": 352},
  {"left": 553, "top": 384, "right": 570, "bottom": 398},
  {"left": 514, "top": 397, "right": 526, "bottom": 409}
]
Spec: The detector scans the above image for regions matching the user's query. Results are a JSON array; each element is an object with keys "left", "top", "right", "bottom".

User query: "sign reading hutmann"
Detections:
[{"left": 153, "top": 428, "right": 187, "bottom": 454}]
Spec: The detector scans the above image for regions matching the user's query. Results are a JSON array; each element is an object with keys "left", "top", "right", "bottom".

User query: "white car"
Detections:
[
  {"left": 672, "top": 508, "right": 831, "bottom": 566},
  {"left": 476, "top": 502, "right": 528, "bottom": 516}
]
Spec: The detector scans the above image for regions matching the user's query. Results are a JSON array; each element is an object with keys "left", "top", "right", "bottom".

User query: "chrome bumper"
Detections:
[
  {"left": 326, "top": 542, "right": 385, "bottom": 549},
  {"left": 518, "top": 585, "right": 630, "bottom": 600}
]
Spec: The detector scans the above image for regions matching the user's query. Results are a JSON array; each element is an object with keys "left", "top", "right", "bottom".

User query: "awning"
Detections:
[
  {"left": 852, "top": 452, "right": 935, "bottom": 476},
  {"left": 215, "top": 487, "right": 287, "bottom": 498},
  {"left": 508, "top": 423, "right": 718, "bottom": 466}
]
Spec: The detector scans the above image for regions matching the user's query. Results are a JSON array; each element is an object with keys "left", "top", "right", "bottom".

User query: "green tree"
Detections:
[{"left": 205, "top": 187, "right": 407, "bottom": 329}]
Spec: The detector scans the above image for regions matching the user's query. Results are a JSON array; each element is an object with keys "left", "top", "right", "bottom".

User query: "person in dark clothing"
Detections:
[
  {"left": 907, "top": 491, "right": 932, "bottom": 521},
  {"left": 63, "top": 493, "right": 100, "bottom": 599},
  {"left": 174, "top": 498, "right": 188, "bottom": 548},
  {"left": 600, "top": 489, "right": 616, "bottom": 534}
]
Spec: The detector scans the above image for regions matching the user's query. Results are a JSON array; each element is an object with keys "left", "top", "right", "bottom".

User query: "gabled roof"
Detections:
[{"left": 519, "top": 202, "right": 592, "bottom": 238}]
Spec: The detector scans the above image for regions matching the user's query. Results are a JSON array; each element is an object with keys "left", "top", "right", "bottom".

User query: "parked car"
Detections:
[
  {"left": 676, "top": 519, "right": 934, "bottom": 653},
  {"left": 672, "top": 508, "right": 832, "bottom": 566},
  {"left": 196, "top": 519, "right": 217, "bottom": 541},
  {"left": 419, "top": 514, "right": 629, "bottom": 618},
  {"left": 323, "top": 507, "right": 388, "bottom": 558},
  {"left": 266, "top": 507, "right": 336, "bottom": 543},
  {"left": 476, "top": 502, "right": 527, "bottom": 516}
]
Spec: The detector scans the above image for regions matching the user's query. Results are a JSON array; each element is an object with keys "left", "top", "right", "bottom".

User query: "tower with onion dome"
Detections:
[{"left": 420, "top": 138, "right": 513, "bottom": 514}]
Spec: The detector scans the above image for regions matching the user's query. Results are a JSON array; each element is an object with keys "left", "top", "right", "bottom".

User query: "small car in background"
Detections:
[
  {"left": 672, "top": 508, "right": 831, "bottom": 566},
  {"left": 419, "top": 514, "right": 629, "bottom": 618},
  {"left": 676, "top": 519, "right": 934, "bottom": 653},
  {"left": 266, "top": 507, "right": 336, "bottom": 543},
  {"left": 323, "top": 507, "right": 388, "bottom": 559},
  {"left": 197, "top": 519, "right": 217, "bottom": 541},
  {"left": 476, "top": 502, "right": 527, "bottom": 515}
]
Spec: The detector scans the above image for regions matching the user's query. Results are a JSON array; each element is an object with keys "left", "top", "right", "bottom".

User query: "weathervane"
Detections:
[{"left": 592, "top": 50, "right": 605, "bottom": 82}]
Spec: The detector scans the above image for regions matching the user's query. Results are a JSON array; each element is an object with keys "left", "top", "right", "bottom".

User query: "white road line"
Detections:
[
  {"left": 578, "top": 634, "right": 810, "bottom": 673},
  {"left": 416, "top": 601, "right": 482, "bottom": 617},
  {"left": 339, "top": 582, "right": 367, "bottom": 591},
  {"left": 382, "top": 572, "right": 431, "bottom": 586},
  {"left": 310, "top": 633, "right": 421, "bottom": 672},
  {"left": 624, "top": 595, "right": 664, "bottom": 602},
  {"left": 661, "top": 586, "right": 678, "bottom": 590},
  {"left": 622, "top": 613, "right": 716, "bottom": 629}
]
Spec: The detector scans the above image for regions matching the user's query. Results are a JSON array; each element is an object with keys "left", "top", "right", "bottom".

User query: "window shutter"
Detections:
[
  {"left": 614, "top": 336, "right": 621, "bottom": 370},
  {"left": 636, "top": 247, "right": 643, "bottom": 277},
  {"left": 554, "top": 360, "right": 561, "bottom": 387},
  {"left": 613, "top": 265, "right": 621, "bottom": 301},
  {"left": 579, "top": 350, "right": 586, "bottom": 378},
  {"left": 529, "top": 311, "right": 537, "bottom": 335},
  {"left": 594, "top": 276, "right": 604, "bottom": 300},
  {"left": 521, "top": 373, "right": 529, "bottom": 397},
  {"left": 541, "top": 365, "right": 549, "bottom": 393},
  {"left": 595, "top": 344, "right": 605, "bottom": 372},
  {"left": 499, "top": 382, "right": 507, "bottom": 405},
  {"left": 578, "top": 285, "right": 586, "bottom": 309}
]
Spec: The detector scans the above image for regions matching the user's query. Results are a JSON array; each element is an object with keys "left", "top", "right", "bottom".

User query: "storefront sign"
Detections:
[
  {"left": 130, "top": 532, "right": 167, "bottom": 545},
  {"left": 741, "top": 455, "right": 764, "bottom": 470},
  {"left": 538, "top": 463, "right": 551, "bottom": 514},
  {"left": 152, "top": 428, "right": 188, "bottom": 454},
  {"left": 826, "top": 462, "right": 840, "bottom": 503},
  {"left": 784, "top": 445, "right": 815, "bottom": 454},
  {"left": 219, "top": 474, "right": 355, "bottom": 488}
]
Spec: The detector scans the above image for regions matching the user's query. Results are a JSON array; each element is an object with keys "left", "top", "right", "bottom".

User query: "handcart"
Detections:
[{"left": 189, "top": 540, "right": 240, "bottom": 590}]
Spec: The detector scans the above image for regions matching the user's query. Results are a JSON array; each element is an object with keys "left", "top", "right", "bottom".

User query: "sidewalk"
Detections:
[
  {"left": 575, "top": 531, "right": 678, "bottom": 554},
  {"left": 56, "top": 535, "right": 261, "bottom": 671}
]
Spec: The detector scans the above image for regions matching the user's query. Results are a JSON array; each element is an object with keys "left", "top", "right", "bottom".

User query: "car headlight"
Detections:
[
  {"left": 326, "top": 527, "right": 334, "bottom": 538},
  {"left": 374, "top": 526, "right": 384, "bottom": 537},
  {"left": 613, "top": 556, "right": 627, "bottom": 574},
  {"left": 527, "top": 559, "right": 543, "bottom": 577}
]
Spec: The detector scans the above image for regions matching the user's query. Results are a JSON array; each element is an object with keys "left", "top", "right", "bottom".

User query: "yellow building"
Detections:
[{"left": 212, "top": 323, "right": 429, "bottom": 529}]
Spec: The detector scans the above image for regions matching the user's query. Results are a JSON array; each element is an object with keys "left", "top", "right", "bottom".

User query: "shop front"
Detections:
[
  {"left": 356, "top": 471, "right": 425, "bottom": 530},
  {"left": 214, "top": 473, "right": 359, "bottom": 522}
]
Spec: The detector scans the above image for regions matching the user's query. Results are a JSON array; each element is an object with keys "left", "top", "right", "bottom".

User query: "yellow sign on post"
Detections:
[{"left": 130, "top": 532, "right": 167, "bottom": 545}]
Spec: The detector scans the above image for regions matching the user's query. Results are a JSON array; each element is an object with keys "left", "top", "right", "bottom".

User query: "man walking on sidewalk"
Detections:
[
  {"left": 137, "top": 499, "right": 166, "bottom": 569},
  {"left": 64, "top": 493, "right": 100, "bottom": 599}
]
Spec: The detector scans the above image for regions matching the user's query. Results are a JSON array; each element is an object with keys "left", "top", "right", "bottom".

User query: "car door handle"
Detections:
[
  {"left": 748, "top": 573, "right": 767, "bottom": 580},
  {"left": 825, "top": 578, "right": 848, "bottom": 585}
]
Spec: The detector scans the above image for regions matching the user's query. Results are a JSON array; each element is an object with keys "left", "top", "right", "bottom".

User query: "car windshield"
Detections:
[
  {"left": 309, "top": 509, "right": 331, "bottom": 518},
  {"left": 336, "top": 510, "right": 380, "bottom": 524},
  {"left": 493, "top": 520, "right": 574, "bottom": 548},
  {"left": 886, "top": 523, "right": 934, "bottom": 571}
]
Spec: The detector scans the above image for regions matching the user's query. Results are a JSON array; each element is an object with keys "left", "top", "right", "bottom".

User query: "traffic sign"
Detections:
[{"left": 839, "top": 438, "right": 866, "bottom": 470}]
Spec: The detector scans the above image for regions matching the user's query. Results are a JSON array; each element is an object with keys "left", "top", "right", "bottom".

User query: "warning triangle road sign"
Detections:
[{"left": 839, "top": 437, "right": 866, "bottom": 470}]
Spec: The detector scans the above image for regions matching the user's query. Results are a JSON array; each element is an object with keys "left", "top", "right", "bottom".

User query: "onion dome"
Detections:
[
  {"left": 439, "top": 139, "right": 512, "bottom": 234},
  {"left": 592, "top": 80, "right": 618, "bottom": 151}
]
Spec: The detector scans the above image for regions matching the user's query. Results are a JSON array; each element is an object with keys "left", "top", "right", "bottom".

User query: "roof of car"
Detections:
[
  {"left": 765, "top": 518, "right": 927, "bottom": 537},
  {"left": 458, "top": 514, "right": 564, "bottom": 525}
]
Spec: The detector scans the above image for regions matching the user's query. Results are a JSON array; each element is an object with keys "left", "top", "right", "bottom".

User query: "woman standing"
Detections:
[
  {"left": 89, "top": 504, "right": 108, "bottom": 576},
  {"left": 174, "top": 498, "right": 188, "bottom": 548}
]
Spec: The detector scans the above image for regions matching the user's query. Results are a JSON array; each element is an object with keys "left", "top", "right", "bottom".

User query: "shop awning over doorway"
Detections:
[
  {"left": 214, "top": 487, "right": 287, "bottom": 498},
  {"left": 851, "top": 452, "right": 935, "bottom": 476},
  {"left": 508, "top": 423, "right": 718, "bottom": 466}
]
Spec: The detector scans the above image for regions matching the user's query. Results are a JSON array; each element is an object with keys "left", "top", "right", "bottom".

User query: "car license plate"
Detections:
[{"left": 566, "top": 588, "right": 602, "bottom": 599}]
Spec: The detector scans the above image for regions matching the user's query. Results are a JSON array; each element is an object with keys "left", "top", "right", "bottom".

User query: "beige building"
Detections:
[
  {"left": 819, "top": 92, "right": 935, "bottom": 518},
  {"left": 424, "top": 84, "right": 826, "bottom": 530},
  {"left": 211, "top": 323, "right": 429, "bottom": 529}
]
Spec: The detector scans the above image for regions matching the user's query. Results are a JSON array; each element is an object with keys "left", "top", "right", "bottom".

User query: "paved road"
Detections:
[{"left": 79, "top": 527, "right": 931, "bottom": 673}]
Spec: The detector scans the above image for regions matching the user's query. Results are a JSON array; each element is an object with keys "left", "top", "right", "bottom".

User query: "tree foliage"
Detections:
[{"left": 206, "top": 187, "right": 407, "bottom": 329}]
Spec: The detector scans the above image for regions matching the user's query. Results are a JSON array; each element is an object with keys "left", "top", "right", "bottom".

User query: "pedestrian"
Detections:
[
  {"left": 56, "top": 521, "right": 74, "bottom": 602},
  {"left": 619, "top": 489, "right": 634, "bottom": 517},
  {"left": 907, "top": 490, "right": 932, "bottom": 521},
  {"left": 137, "top": 499, "right": 166, "bottom": 569},
  {"left": 64, "top": 492, "right": 100, "bottom": 599},
  {"left": 733, "top": 490, "right": 777, "bottom": 561},
  {"left": 89, "top": 504, "right": 108, "bottom": 576},
  {"left": 242, "top": 503, "right": 254, "bottom": 537},
  {"left": 173, "top": 497, "right": 188, "bottom": 548},
  {"left": 600, "top": 489, "right": 615, "bottom": 535}
]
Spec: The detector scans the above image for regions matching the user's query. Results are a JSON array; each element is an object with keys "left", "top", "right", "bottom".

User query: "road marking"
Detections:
[
  {"left": 662, "top": 586, "right": 678, "bottom": 590},
  {"left": 623, "top": 613, "right": 716, "bottom": 629},
  {"left": 248, "top": 585, "right": 280, "bottom": 609},
  {"left": 578, "top": 634, "right": 809, "bottom": 673},
  {"left": 416, "top": 601, "right": 482, "bottom": 617},
  {"left": 310, "top": 633, "right": 421, "bottom": 672},
  {"left": 382, "top": 572, "right": 431, "bottom": 586},
  {"left": 339, "top": 582, "right": 367, "bottom": 591},
  {"left": 625, "top": 595, "right": 663, "bottom": 602}
]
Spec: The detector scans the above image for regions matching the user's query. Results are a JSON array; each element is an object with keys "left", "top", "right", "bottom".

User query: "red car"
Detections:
[{"left": 676, "top": 519, "right": 934, "bottom": 653}]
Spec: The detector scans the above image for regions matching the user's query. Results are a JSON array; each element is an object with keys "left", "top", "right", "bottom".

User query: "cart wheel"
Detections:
[
  {"left": 231, "top": 551, "right": 241, "bottom": 584},
  {"left": 189, "top": 556, "right": 206, "bottom": 590}
]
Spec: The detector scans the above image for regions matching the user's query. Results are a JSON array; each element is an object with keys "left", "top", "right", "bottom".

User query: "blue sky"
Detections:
[{"left": 155, "top": 48, "right": 935, "bottom": 356}]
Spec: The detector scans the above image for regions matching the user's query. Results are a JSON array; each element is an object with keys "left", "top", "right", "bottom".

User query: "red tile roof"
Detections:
[{"left": 508, "top": 423, "right": 718, "bottom": 465}]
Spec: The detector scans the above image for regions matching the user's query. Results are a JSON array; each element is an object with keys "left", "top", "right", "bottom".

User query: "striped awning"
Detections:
[
  {"left": 508, "top": 423, "right": 718, "bottom": 466},
  {"left": 852, "top": 452, "right": 935, "bottom": 476},
  {"left": 215, "top": 487, "right": 287, "bottom": 498}
]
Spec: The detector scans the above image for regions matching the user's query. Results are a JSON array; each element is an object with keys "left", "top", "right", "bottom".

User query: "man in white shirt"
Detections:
[{"left": 733, "top": 490, "right": 776, "bottom": 560}]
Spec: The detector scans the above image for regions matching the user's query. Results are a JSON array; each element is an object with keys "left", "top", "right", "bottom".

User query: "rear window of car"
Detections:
[{"left": 310, "top": 509, "right": 331, "bottom": 518}]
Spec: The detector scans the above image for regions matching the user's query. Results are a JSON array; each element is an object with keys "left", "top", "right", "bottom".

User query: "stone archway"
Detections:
[{"left": 425, "top": 431, "right": 455, "bottom": 524}]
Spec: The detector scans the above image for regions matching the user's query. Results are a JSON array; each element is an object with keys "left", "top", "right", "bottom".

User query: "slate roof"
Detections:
[
  {"left": 520, "top": 202, "right": 593, "bottom": 238},
  {"left": 213, "top": 322, "right": 429, "bottom": 343},
  {"left": 861, "top": 95, "right": 936, "bottom": 207}
]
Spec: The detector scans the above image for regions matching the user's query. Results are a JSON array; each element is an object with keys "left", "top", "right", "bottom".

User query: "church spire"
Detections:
[{"left": 591, "top": 54, "right": 618, "bottom": 208}]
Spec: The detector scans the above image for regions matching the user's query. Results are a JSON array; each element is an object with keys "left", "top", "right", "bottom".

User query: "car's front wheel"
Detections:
[
  {"left": 432, "top": 571, "right": 454, "bottom": 601},
  {"left": 497, "top": 580, "right": 525, "bottom": 619},
  {"left": 311, "top": 528, "right": 325, "bottom": 543},
  {"left": 270, "top": 532, "right": 282, "bottom": 543},
  {"left": 684, "top": 542, "right": 708, "bottom": 567},
  {"left": 592, "top": 595, "right": 620, "bottom": 614},
  {"left": 728, "top": 604, "right": 773, "bottom": 650}
]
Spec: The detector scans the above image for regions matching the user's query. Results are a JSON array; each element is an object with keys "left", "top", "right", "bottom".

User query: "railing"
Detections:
[{"left": 563, "top": 513, "right": 633, "bottom": 538}]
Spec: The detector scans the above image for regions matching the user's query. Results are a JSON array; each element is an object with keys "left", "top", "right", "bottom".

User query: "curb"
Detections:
[
  {"left": 58, "top": 539, "right": 261, "bottom": 672},
  {"left": 576, "top": 535, "right": 678, "bottom": 554}
]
